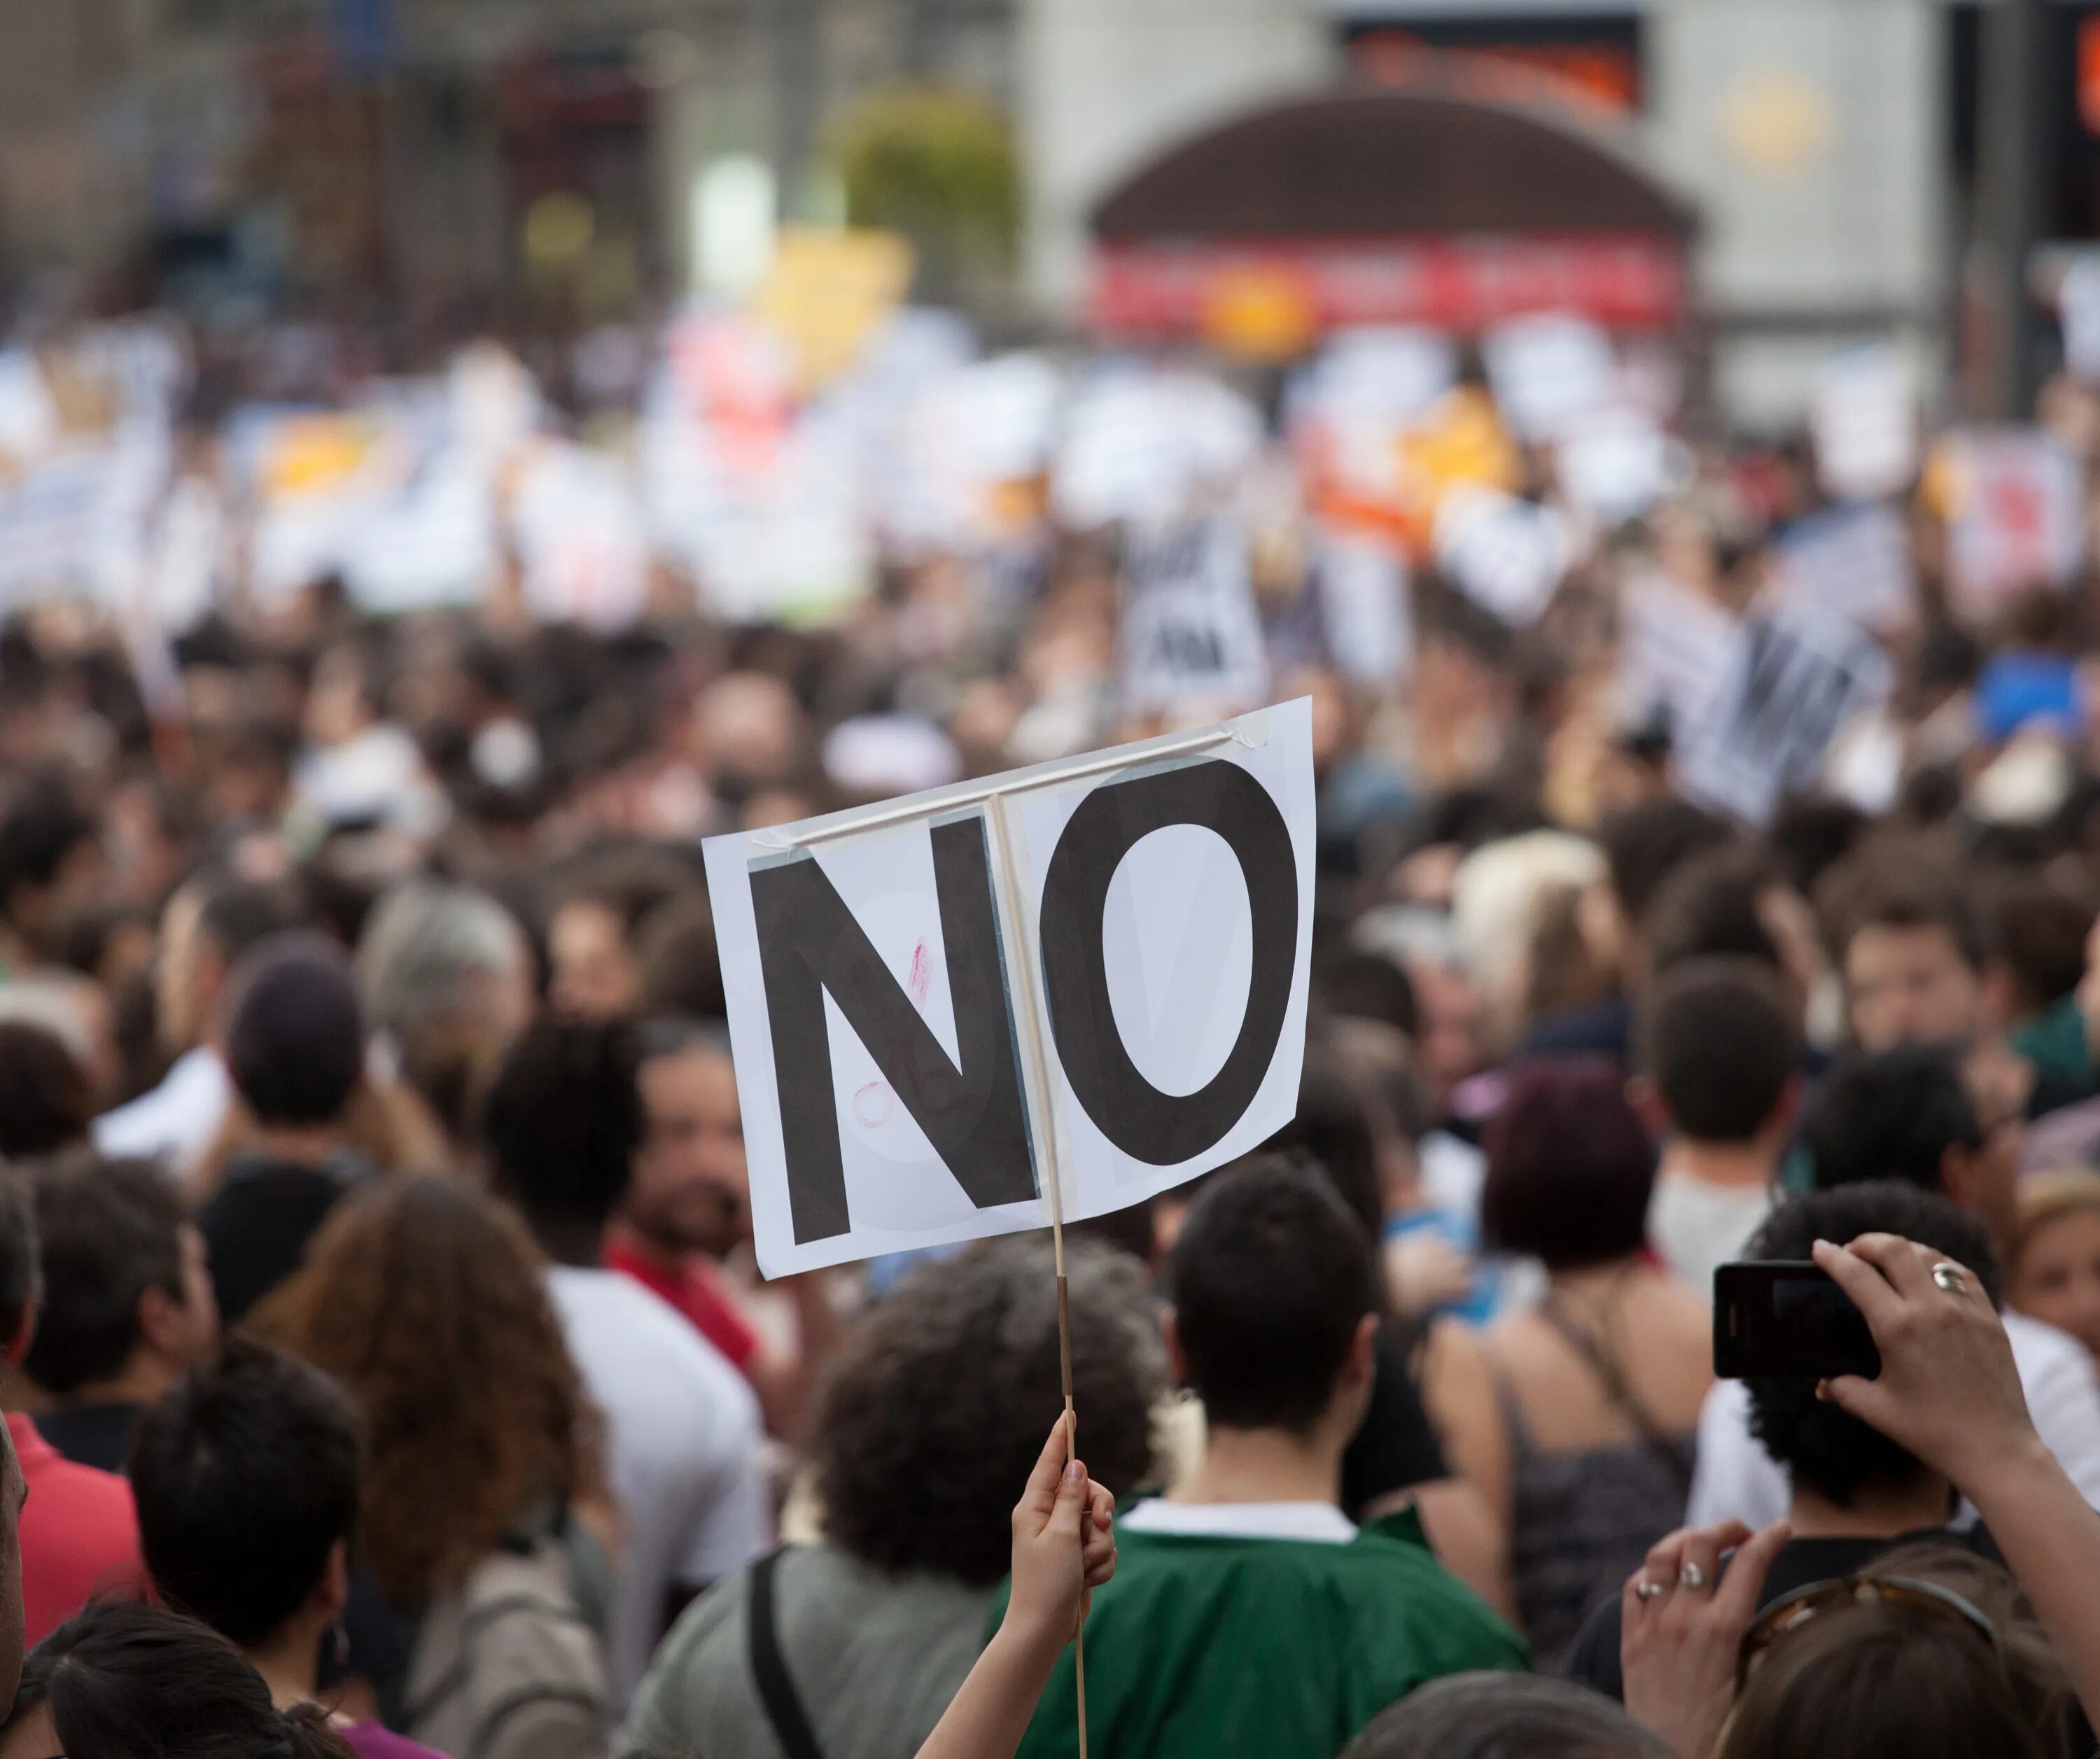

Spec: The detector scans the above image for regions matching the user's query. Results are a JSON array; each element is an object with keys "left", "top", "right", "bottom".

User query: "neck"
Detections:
[
  {"left": 531, "top": 1212, "right": 606, "bottom": 1270},
  {"left": 1662, "top": 1137, "right": 1779, "bottom": 1192},
  {"left": 1172, "top": 1422, "right": 1345, "bottom": 1508},
  {"left": 247, "top": 1611, "right": 328, "bottom": 1711},
  {"left": 606, "top": 1219, "right": 680, "bottom": 1268},
  {"left": 1787, "top": 1476, "right": 1953, "bottom": 1540},
  {"left": 248, "top": 1123, "right": 343, "bottom": 1167},
  {"left": 1546, "top": 1258, "right": 1648, "bottom": 1303},
  {"left": 62, "top": 1354, "right": 172, "bottom": 1410}
]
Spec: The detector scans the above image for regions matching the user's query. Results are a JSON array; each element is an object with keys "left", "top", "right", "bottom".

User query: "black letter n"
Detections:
[{"left": 749, "top": 815, "right": 1035, "bottom": 1245}]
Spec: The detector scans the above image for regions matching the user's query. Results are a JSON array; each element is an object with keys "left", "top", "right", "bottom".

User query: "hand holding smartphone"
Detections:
[{"left": 1714, "top": 1261, "right": 1881, "bottom": 1380}]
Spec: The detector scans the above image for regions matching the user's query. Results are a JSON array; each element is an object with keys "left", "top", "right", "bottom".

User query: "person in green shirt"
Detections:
[{"left": 998, "top": 1156, "right": 1527, "bottom": 1759}]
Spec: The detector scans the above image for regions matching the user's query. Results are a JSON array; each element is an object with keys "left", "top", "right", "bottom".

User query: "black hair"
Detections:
[
  {"left": 634, "top": 893, "right": 727, "bottom": 1021},
  {"left": 1264, "top": 1059, "right": 1387, "bottom": 1242},
  {"left": 24, "top": 1153, "right": 188, "bottom": 1396},
  {"left": 1819, "top": 847, "right": 1987, "bottom": 972},
  {"left": 1644, "top": 844, "right": 1783, "bottom": 976},
  {"left": 1642, "top": 958, "right": 1800, "bottom": 1142},
  {"left": 223, "top": 934, "right": 365, "bottom": 1128},
  {"left": 0, "top": 1170, "right": 37, "bottom": 1343},
  {"left": 1312, "top": 951, "right": 1419, "bottom": 1039},
  {"left": 814, "top": 1238, "right": 1162, "bottom": 1585},
  {"left": 1343, "top": 1671, "right": 1674, "bottom": 1759},
  {"left": 193, "top": 876, "right": 308, "bottom": 968},
  {"left": 0, "top": 783, "right": 96, "bottom": 921},
  {"left": 482, "top": 1015, "right": 645, "bottom": 1231},
  {"left": 1743, "top": 1184, "right": 1998, "bottom": 1506},
  {"left": 130, "top": 1339, "right": 363, "bottom": 1648},
  {"left": 1802, "top": 1046, "right": 1979, "bottom": 1194},
  {"left": 1482, "top": 1058, "right": 1657, "bottom": 1270},
  {"left": 0, "top": 1020, "right": 93, "bottom": 1158},
  {"left": 1166, "top": 1156, "right": 1379, "bottom": 1434},
  {"left": 1597, "top": 799, "right": 1736, "bottom": 923},
  {"left": 5, "top": 1601, "right": 354, "bottom": 1759}
]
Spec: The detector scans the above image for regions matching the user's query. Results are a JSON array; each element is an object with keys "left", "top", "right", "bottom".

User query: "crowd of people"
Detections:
[{"left": 6, "top": 291, "right": 2100, "bottom": 1759}]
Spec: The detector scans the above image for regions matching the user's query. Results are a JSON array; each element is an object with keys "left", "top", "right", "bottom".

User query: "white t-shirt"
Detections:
[
  {"left": 1648, "top": 1171, "right": 1774, "bottom": 1304},
  {"left": 1687, "top": 1309, "right": 2100, "bottom": 1528},
  {"left": 93, "top": 1046, "right": 231, "bottom": 1179},
  {"left": 1120, "top": 1499, "right": 1358, "bottom": 1545},
  {"left": 547, "top": 1266, "right": 770, "bottom": 1706}
]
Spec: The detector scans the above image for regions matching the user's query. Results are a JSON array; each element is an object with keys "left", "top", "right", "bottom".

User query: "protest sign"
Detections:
[
  {"left": 1771, "top": 501, "right": 1916, "bottom": 633},
  {"left": 1811, "top": 344, "right": 1917, "bottom": 502},
  {"left": 1616, "top": 571, "right": 1737, "bottom": 744},
  {"left": 1676, "top": 598, "right": 1892, "bottom": 825},
  {"left": 1119, "top": 512, "right": 1270, "bottom": 713},
  {"left": 1433, "top": 486, "right": 1573, "bottom": 627},
  {"left": 2062, "top": 258, "right": 2100, "bottom": 386},
  {"left": 1943, "top": 429, "right": 2083, "bottom": 622},
  {"left": 705, "top": 699, "right": 1315, "bottom": 1278},
  {"left": 1483, "top": 314, "right": 1616, "bottom": 442},
  {"left": 1315, "top": 527, "right": 1410, "bottom": 687}
]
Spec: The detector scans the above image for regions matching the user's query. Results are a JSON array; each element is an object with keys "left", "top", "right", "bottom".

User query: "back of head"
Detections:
[
  {"left": 223, "top": 932, "right": 365, "bottom": 1129},
  {"left": 356, "top": 879, "right": 528, "bottom": 1040},
  {"left": 25, "top": 1153, "right": 185, "bottom": 1397},
  {"left": 194, "top": 876, "right": 309, "bottom": 974},
  {"left": 256, "top": 1175, "right": 586, "bottom": 1602},
  {"left": 130, "top": 1338, "right": 363, "bottom": 1648},
  {"left": 1742, "top": 1184, "right": 1998, "bottom": 1507},
  {"left": 0, "top": 1171, "right": 34, "bottom": 1348},
  {"left": 1313, "top": 950, "right": 1419, "bottom": 1039},
  {"left": 1265, "top": 1058, "right": 1387, "bottom": 1242},
  {"left": 1643, "top": 844, "right": 1782, "bottom": 977},
  {"left": 1642, "top": 958, "right": 1800, "bottom": 1144},
  {"left": 813, "top": 1238, "right": 1163, "bottom": 1585},
  {"left": 0, "top": 1019, "right": 92, "bottom": 1158},
  {"left": 633, "top": 892, "right": 726, "bottom": 1021},
  {"left": 1482, "top": 1058, "right": 1656, "bottom": 1270},
  {"left": 482, "top": 1014, "right": 643, "bottom": 1233},
  {"left": 6, "top": 1601, "right": 356, "bottom": 1759},
  {"left": 1721, "top": 1544, "right": 2064, "bottom": 1759},
  {"left": 1166, "top": 1156, "right": 1379, "bottom": 1435},
  {"left": 1342, "top": 1671, "right": 1674, "bottom": 1759},
  {"left": 1598, "top": 798, "right": 1736, "bottom": 925},
  {"left": 1802, "top": 1046, "right": 1976, "bottom": 1193}
]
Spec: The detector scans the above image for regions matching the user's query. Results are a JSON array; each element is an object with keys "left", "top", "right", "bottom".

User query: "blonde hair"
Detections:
[{"left": 2011, "top": 1169, "right": 2100, "bottom": 1272}]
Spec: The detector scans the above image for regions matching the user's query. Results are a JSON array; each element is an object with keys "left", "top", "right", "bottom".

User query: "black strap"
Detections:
[
  {"left": 748, "top": 1549, "right": 825, "bottom": 1759},
  {"left": 1537, "top": 1296, "right": 1693, "bottom": 1494}
]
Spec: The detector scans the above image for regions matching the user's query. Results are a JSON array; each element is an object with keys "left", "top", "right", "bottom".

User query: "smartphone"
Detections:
[{"left": 1713, "top": 1261, "right": 1880, "bottom": 1380}]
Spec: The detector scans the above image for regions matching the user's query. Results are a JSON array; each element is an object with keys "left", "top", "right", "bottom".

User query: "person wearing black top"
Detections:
[
  {"left": 23, "top": 1152, "right": 218, "bottom": 1473},
  {"left": 1563, "top": 1182, "right": 2002, "bottom": 1699},
  {"left": 197, "top": 933, "right": 370, "bottom": 1327}
]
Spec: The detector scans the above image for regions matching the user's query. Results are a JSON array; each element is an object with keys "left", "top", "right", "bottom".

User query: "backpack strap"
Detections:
[{"left": 748, "top": 1549, "right": 825, "bottom": 1759}]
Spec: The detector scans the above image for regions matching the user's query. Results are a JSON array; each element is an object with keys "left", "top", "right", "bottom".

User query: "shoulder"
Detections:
[{"left": 554, "top": 1274, "right": 761, "bottom": 1429}]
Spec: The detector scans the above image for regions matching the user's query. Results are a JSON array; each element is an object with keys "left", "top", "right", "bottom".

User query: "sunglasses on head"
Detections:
[{"left": 1736, "top": 1573, "right": 2002, "bottom": 1692}]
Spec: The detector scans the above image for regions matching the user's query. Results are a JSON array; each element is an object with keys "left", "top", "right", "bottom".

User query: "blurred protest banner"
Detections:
[
  {"left": 706, "top": 699, "right": 1315, "bottom": 1279},
  {"left": 1772, "top": 501, "right": 1917, "bottom": 633},
  {"left": 1938, "top": 428, "right": 2084, "bottom": 622},
  {"left": 1315, "top": 526, "right": 1410, "bottom": 687},
  {"left": 1434, "top": 485, "right": 1573, "bottom": 627},
  {"left": 1119, "top": 511, "right": 1269, "bottom": 713},
  {"left": 756, "top": 227, "right": 913, "bottom": 391},
  {"left": 1616, "top": 572, "right": 1737, "bottom": 745},
  {"left": 1812, "top": 344, "right": 1918, "bottom": 502},
  {"left": 1483, "top": 313, "right": 1616, "bottom": 442},
  {"left": 1677, "top": 598, "right": 1892, "bottom": 824}
]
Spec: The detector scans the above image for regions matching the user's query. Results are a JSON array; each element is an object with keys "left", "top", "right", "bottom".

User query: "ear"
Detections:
[
  {"left": 1940, "top": 1142, "right": 1979, "bottom": 1212},
  {"left": 1346, "top": 1312, "right": 1379, "bottom": 1387},
  {"left": 1625, "top": 1074, "right": 1670, "bottom": 1138},
  {"left": 136, "top": 1285, "right": 185, "bottom": 1364},
  {"left": 316, "top": 1539, "right": 350, "bottom": 1621},
  {"left": 1161, "top": 1308, "right": 1189, "bottom": 1385},
  {"left": 1768, "top": 1073, "right": 1803, "bottom": 1137},
  {"left": 4, "top": 1295, "right": 36, "bottom": 1369}
]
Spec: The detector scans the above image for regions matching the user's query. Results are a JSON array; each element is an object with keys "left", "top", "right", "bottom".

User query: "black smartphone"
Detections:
[{"left": 1713, "top": 1261, "right": 1880, "bottom": 1380}]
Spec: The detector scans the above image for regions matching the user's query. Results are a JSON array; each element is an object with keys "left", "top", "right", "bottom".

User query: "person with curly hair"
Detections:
[
  {"left": 255, "top": 1175, "right": 613, "bottom": 1746},
  {"left": 617, "top": 1237, "right": 1166, "bottom": 1759}
]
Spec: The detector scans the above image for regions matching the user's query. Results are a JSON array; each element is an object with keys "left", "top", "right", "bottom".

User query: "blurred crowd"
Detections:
[{"left": 7, "top": 293, "right": 2100, "bottom": 1759}]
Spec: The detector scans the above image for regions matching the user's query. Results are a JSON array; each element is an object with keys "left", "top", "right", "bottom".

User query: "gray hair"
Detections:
[{"left": 356, "top": 881, "right": 528, "bottom": 1039}]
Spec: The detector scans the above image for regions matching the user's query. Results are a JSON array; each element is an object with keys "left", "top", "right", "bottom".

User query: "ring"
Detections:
[
  {"left": 1679, "top": 1562, "right": 1710, "bottom": 1590},
  {"left": 1931, "top": 1262, "right": 1968, "bottom": 1296},
  {"left": 1635, "top": 1581, "right": 1667, "bottom": 1602}
]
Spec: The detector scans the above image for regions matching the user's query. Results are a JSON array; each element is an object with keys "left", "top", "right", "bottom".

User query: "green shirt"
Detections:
[{"left": 993, "top": 1505, "right": 1528, "bottom": 1759}]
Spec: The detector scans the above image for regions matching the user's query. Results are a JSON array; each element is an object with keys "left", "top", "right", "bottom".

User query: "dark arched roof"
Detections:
[{"left": 1091, "top": 87, "right": 1695, "bottom": 241}]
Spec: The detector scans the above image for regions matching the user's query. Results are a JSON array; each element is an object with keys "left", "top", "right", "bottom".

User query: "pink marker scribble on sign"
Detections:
[
  {"left": 853, "top": 1081, "right": 894, "bottom": 1127},
  {"left": 906, "top": 939, "right": 932, "bottom": 1005}
]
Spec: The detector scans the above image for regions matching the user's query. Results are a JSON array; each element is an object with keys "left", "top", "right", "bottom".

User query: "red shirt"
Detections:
[
  {"left": 8, "top": 1413, "right": 143, "bottom": 1645},
  {"left": 605, "top": 1240, "right": 761, "bottom": 1375}
]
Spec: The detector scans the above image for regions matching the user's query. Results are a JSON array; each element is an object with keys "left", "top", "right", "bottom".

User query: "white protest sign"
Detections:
[
  {"left": 1554, "top": 406, "right": 1674, "bottom": 526},
  {"left": 1434, "top": 485, "right": 1572, "bottom": 627},
  {"left": 1483, "top": 314, "right": 1616, "bottom": 442},
  {"left": 2062, "top": 259, "right": 2100, "bottom": 386},
  {"left": 1772, "top": 502, "right": 1916, "bottom": 633},
  {"left": 705, "top": 699, "right": 1316, "bottom": 1277},
  {"left": 1811, "top": 344, "right": 1917, "bottom": 502},
  {"left": 1315, "top": 527, "right": 1411, "bottom": 687},
  {"left": 1119, "top": 512, "right": 1269, "bottom": 713},
  {"left": 1676, "top": 599, "right": 1892, "bottom": 825},
  {"left": 1945, "top": 429, "right": 2083, "bottom": 622},
  {"left": 1616, "top": 571, "right": 1737, "bottom": 745}
]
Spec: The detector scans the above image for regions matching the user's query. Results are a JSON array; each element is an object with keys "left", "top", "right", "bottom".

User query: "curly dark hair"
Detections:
[
  {"left": 814, "top": 1238, "right": 1164, "bottom": 1586},
  {"left": 253, "top": 1175, "right": 598, "bottom": 1603}
]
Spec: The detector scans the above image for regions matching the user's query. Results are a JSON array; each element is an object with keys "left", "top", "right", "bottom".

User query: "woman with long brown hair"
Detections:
[{"left": 256, "top": 1175, "right": 612, "bottom": 1758}]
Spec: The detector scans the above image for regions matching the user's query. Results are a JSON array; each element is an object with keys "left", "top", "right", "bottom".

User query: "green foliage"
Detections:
[{"left": 829, "top": 86, "right": 1019, "bottom": 300}]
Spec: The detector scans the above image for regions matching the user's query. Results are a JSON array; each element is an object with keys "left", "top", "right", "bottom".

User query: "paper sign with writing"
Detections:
[
  {"left": 705, "top": 700, "right": 1316, "bottom": 1276},
  {"left": 1120, "top": 512, "right": 1270, "bottom": 713}
]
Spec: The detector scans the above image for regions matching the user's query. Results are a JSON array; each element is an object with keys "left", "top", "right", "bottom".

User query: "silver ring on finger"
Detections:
[
  {"left": 1635, "top": 1580, "right": 1668, "bottom": 1602},
  {"left": 1931, "top": 1261, "right": 1968, "bottom": 1296},
  {"left": 1678, "top": 1562, "right": 1710, "bottom": 1591}
]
